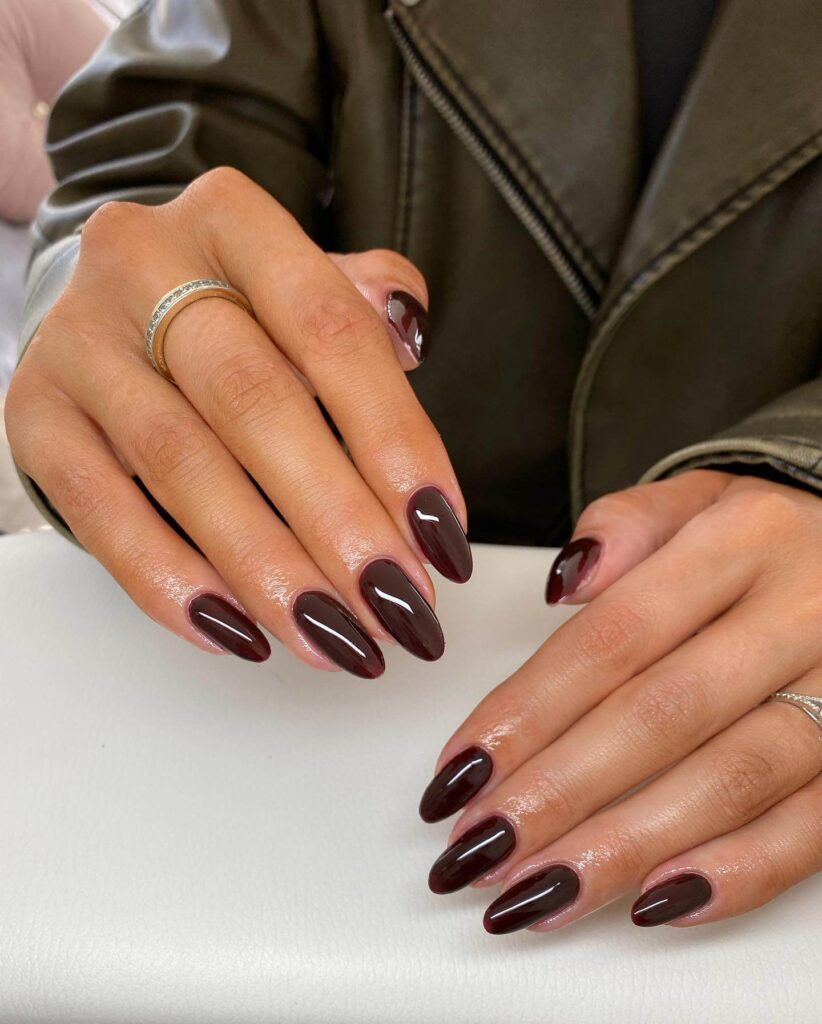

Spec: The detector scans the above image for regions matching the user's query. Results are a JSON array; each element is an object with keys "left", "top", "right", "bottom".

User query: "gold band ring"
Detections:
[{"left": 145, "top": 278, "right": 255, "bottom": 384}]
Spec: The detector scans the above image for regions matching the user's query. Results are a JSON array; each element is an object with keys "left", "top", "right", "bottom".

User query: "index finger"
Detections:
[{"left": 186, "top": 168, "right": 472, "bottom": 583}]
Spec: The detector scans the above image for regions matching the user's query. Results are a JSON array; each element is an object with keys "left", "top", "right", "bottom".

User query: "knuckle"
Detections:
[
  {"left": 187, "top": 165, "right": 251, "bottom": 205},
  {"left": 709, "top": 748, "right": 782, "bottom": 823},
  {"left": 598, "top": 823, "right": 649, "bottom": 876},
  {"left": 50, "top": 459, "right": 110, "bottom": 531},
  {"left": 297, "top": 290, "right": 382, "bottom": 362},
  {"left": 730, "top": 486, "right": 805, "bottom": 539},
  {"left": 574, "top": 601, "right": 648, "bottom": 675},
  {"left": 81, "top": 200, "right": 147, "bottom": 256},
  {"left": 580, "top": 485, "right": 652, "bottom": 527},
  {"left": 303, "top": 490, "right": 363, "bottom": 550},
  {"left": 133, "top": 409, "right": 211, "bottom": 486},
  {"left": 623, "top": 672, "right": 708, "bottom": 748},
  {"left": 210, "top": 354, "right": 299, "bottom": 430}
]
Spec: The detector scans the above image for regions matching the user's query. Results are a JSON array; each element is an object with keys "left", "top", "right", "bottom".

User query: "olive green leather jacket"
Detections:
[{"left": 17, "top": 0, "right": 822, "bottom": 545}]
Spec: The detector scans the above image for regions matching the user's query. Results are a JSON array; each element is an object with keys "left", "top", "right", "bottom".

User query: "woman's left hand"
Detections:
[{"left": 419, "top": 470, "right": 822, "bottom": 933}]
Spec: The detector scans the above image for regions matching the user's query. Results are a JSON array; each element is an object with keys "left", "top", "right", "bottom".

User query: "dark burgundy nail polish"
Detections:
[
  {"left": 189, "top": 594, "right": 270, "bottom": 663},
  {"left": 359, "top": 559, "right": 444, "bottom": 661},
  {"left": 419, "top": 746, "right": 493, "bottom": 823},
  {"left": 407, "top": 486, "right": 472, "bottom": 584},
  {"left": 483, "top": 865, "right": 580, "bottom": 934},
  {"left": 631, "top": 872, "right": 712, "bottom": 926},
  {"left": 546, "top": 537, "right": 602, "bottom": 603},
  {"left": 386, "top": 290, "right": 429, "bottom": 364},
  {"left": 428, "top": 815, "right": 516, "bottom": 894},
  {"left": 293, "top": 591, "right": 385, "bottom": 679}
]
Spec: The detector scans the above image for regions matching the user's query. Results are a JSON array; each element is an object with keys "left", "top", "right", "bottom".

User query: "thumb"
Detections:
[
  {"left": 329, "top": 249, "right": 430, "bottom": 371},
  {"left": 546, "top": 469, "right": 734, "bottom": 605}
]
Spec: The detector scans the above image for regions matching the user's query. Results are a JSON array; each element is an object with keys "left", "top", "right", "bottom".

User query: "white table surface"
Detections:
[{"left": 0, "top": 531, "right": 819, "bottom": 1023}]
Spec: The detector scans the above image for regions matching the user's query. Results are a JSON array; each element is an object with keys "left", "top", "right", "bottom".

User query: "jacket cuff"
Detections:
[{"left": 639, "top": 432, "right": 822, "bottom": 495}]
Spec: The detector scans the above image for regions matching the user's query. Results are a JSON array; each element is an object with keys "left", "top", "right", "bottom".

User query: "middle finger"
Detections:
[{"left": 164, "top": 298, "right": 445, "bottom": 660}]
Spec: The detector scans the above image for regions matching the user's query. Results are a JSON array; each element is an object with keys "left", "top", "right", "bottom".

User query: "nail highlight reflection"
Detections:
[
  {"left": 483, "top": 865, "right": 580, "bottom": 934},
  {"left": 188, "top": 594, "right": 270, "bottom": 662},
  {"left": 293, "top": 591, "right": 384, "bottom": 679},
  {"left": 631, "top": 872, "right": 712, "bottom": 926},
  {"left": 406, "top": 487, "right": 472, "bottom": 584},
  {"left": 419, "top": 746, "right": 493, "bottom": 822},
  {"left": 428, "top": 815, "right": 516, "bottom": 894},
  {"left": 359, "top": 559, "right": 444, "bottom": 660}
]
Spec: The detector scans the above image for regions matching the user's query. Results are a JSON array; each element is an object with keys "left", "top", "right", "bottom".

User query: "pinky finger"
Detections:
[
  {"left": 9, "top": 391, "right": 270, "bottom": 662},
  {"left": 632, "top": 772, "right": 822, "bottom": 928}
]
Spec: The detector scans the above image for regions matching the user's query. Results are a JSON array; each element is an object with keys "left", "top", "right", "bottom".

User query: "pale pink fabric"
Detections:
[{"left": 0, "top": 0, "right": 108, "bottom": 223}]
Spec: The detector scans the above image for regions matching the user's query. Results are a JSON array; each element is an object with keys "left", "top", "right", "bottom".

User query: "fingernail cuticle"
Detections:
[
  {"left": 419, "top": 746, "right": 493, "bottom": 822},
  {"left": 546, "top": 537, "right": 602, "bottom": 603}
]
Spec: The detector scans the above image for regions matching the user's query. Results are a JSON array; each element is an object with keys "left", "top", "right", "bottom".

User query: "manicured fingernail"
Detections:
[
  {"left": 483, "top": 864, "right": 580, "bottom": 934},
  {"left": 419, "top": 746, "right": 493, "bottom": 822},
  {"left": 631, "top": 872, "right": 712, "bottom": 926},
  {"left": 359, "top": 558, "right": 444, "bottom": 661},
  {"left": 407, "top": 486, "right": 472, "bottom": 584},
  {"left": 387, "top": 290, "right": 429, "bottom": 363},
  {"left": 428, "top": 815, "right": 516, "bottom": 894},
  {"left": 293, "top": 591, "right": 385, "bottom": 679},
  {"left": 189, "top": 594, "right": 270, "bottom": 662},
  {"left": 546, "top": 537, "right": 602, "bottom": 603}
]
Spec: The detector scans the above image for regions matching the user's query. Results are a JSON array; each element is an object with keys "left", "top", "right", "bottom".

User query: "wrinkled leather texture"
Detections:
[
  {"left": 16, "top": 0, "right": 822, "bottom": 543},
  {"left": 2, "top": 531, "right": 821, "bottom": 1023}
]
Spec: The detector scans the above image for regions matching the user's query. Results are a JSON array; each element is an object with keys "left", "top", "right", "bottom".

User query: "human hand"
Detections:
[
  {"left": 5, "top": 168, "right": 471, "bottom": 676},
  {"left": 419, "top": 470, "right": 822, "bottom": 931}
]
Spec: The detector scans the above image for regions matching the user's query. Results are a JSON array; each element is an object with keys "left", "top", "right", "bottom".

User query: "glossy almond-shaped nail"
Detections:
[
  {"left": 293, "top": 591, "right": 385, "bottom": 679},
  {"left": 419, "top": 746, "right": 493, "bottom": 822},
  {"left": 545, "top": 537, "right": 602, "bottom": 603},
  {"left": 483, "top": 865, "right": 580, "bottom": 934},
  {"left": 407, "top": 486, "right": 472, "bottom": 584},
  {"left": 359, "top": 559, "right": 444, "bottom": 661},
  {"left": 189, "top": 594, "right": 271, "bottom": 662},
  {"left": 428, "top": 815, "right": 515, "bottom": 894},
  {"left": 386, "top": 290, "right": 430, "bottom": 364},
  {"left": 631, "top": 872, "right": 712, "bottom": 926}
]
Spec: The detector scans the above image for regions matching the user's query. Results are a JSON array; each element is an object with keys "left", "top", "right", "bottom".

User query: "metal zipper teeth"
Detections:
[{"left": 387, "top": 12, "right": 599, "bottom": 319}]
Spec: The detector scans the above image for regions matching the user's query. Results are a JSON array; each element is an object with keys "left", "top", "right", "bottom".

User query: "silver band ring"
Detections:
[
  {"left": 765, "top": 691, "right": 822, "bottom": 730},
  {"left": 145, "top": 278, "right": 255, "bottom": 384}
]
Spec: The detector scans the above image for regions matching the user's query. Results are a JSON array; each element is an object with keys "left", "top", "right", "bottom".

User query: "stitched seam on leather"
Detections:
[
  {"left": 394, "top": 68, "right": 418, "bottom": 256},
  {"left": 571, "top": 128, "right": 822, "bottom": 517},
  {"left": 390, "top": 6, "right": 605, "bottom": 290}
]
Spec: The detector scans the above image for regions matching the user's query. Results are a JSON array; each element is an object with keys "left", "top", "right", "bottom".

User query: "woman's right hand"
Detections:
[{"left": 5, "top": 167, "right": 471, "bottom": 677}]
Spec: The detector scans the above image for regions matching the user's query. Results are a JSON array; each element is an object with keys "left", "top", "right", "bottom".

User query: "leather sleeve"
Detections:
[
  {"left": 16, "top": 0, "right": 332, "bottom": 536},
  {"left": 638, "top": 377, "right": 822, "bottom": 495}
]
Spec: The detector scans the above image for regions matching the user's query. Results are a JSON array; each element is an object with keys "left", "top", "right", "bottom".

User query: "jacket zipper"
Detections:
[{"left": 386, "top": 9, "right": 599, "bottom": 319}]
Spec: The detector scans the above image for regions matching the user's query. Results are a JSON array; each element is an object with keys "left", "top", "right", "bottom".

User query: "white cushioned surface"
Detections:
[{"left": 0, "top": 532, "right": 819, "bottom": 1023}]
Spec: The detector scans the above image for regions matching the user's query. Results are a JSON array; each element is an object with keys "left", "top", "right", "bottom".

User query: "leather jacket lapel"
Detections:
[
  {"left": 386, "top": 0, "right": 640, "bottom": 316},
  {"left": 601, "top": 0, "right": 822, "bottom": 317}
]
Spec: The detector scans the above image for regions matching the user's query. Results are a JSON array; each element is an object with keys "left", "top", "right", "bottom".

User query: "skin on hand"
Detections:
[
  {"left": 419, "top": 470, "right": 822, "bottom": 932},
  {"left": 4, "top": 168, "right": 472, "bottom": 676}
]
